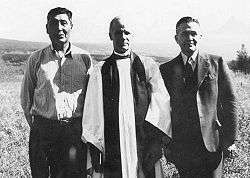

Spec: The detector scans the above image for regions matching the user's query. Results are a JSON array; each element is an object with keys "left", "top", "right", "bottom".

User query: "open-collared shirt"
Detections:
[{"left": 21, "top": 43, "right": 92, "bottom": 120}]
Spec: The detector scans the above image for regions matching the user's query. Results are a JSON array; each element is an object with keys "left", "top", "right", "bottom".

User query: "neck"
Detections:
[
  {"left": 182, "top": 49, "right": 198, "bottom": 58},
  {"left": 183, "top": 52, "right": 193, "bottom": 58},
  {"left": 52, "top": 41, "right": 70, "bottom": 53},
  {"left": 114, "top": 49, "right": 131, "bottom": 56}
]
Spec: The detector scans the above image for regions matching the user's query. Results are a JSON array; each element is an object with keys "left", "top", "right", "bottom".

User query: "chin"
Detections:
[
  {"left": 59, "top": 39, "right": 67, "bottom": 43},
  {"left": 56, "top": 40, "right": 68, "bottom": 46},
  {"left": 189, "top": 46, "right": 197, "bottom": 51}
]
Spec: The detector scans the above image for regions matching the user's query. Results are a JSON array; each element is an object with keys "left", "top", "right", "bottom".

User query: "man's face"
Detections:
[
  {"left": 46, "top": 13, "right": 72, "bottom": 46},
  {"left": 175, "top": 21, "right": 202, "bottom": 56},
  {"left": 109, "top": 19, "right": 131, "bottom": 53}
]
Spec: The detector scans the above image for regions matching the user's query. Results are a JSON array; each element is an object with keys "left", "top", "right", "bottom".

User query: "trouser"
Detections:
[
  {"left": 171, "top": 143, "right": 223, "bottom": 178},
  {"left": 29, "top": 116, "right": 87, "bottom": 178},
  {"left": 176, "top": 154, "right": 223, "bottom": 178}
]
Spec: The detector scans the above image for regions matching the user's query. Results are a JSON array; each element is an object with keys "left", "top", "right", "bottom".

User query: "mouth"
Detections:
[
  {"left": 56, "top": 33, "right": 65, "bottom": 39},
  {"left": 121, "top": 42, "right": 129, "bottom": 46},
  {"left": 185, "top": 42, "right": 195, "bottom": 47}
]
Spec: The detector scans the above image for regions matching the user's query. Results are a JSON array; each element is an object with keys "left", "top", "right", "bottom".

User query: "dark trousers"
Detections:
[
  {"left": 29, "top": 116, "right": 87, "bottom": 178},
  {"left": 176, "top": 154, "right": 223, "bottom": 178},
  {"left": 171, "top": 142, "right": 222, "bottom": 178}
]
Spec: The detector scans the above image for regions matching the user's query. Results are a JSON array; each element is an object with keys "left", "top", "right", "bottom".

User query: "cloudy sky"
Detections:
[{"left": 0, "top": 0, "right": 249, "bottom": 58}]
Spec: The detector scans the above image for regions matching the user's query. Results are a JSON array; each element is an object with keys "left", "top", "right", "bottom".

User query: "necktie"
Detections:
[{"left": 184, "top": 59, "right": 194, "bottom": 88}]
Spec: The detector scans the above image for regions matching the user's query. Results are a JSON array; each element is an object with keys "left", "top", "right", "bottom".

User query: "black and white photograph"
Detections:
[{"left": 0, "top": 0, "right": 249, "bottom": 177}]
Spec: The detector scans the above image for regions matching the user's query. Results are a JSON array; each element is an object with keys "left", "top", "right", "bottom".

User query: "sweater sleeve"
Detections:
[{"left": 20, "top": 53, "right": 38, "bottom": 116}]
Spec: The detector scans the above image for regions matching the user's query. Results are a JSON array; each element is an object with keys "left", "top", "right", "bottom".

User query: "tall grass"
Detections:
[{"left": 0, "top": 77, "right": 30, "bottom": 177}]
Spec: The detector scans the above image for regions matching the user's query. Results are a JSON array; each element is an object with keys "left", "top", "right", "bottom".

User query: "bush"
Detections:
[
  {"left": 2, "top": 53, "right": 30, "bottom": 66},
  {"left": 228, "top": 44, "right": 250, "bottom": 74}
]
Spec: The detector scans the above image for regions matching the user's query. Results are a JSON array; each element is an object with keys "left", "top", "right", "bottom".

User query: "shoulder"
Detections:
[
  {"left": 71, "top": 44, "right": 93, "bottom": 69},
  {"left": 27, "top": 45, "right": 50, "bottom": 68},
  {"left": 29, "top": 45, "right": 50, "bottom": 59},
  {"left": 95, "top": 61, "right": 105, "bottom": 68},
  {"left": 131, "top": 53, "right": 161, "bottom": 77},
  {"left": 160, "top": 55, "right": 180, "bottom": 71},
  {"left": 103, "top": 55, "right": 112, "bottom": 61},
  {"left": 199, "top": 52, "right": 228, "bottom": 71},
  {"left": 130, "top": 51, "right": 156, "bottom": 66},
  {"left": 71, "top": 45, "right": 91, "bottom": 55},
  {"left": 89, "top": 61, "right": 105, "bottom": 76},
  {"left": 71, "top": 45, "right": 92, "bottom": 62},
  {"left": 200, "top": 52, "right": 223, "bottom": 63},
  {"left": 137, "top": 54, "right": 158, "bottom": 67}
]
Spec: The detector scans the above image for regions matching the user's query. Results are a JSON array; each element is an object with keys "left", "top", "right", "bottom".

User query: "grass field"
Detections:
[{"left": 0, "top": 54, "right": 249, "bottom": 177}]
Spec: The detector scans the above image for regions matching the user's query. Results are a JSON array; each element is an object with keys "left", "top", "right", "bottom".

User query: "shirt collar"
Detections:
[
  {"left": 50, "top": 42, "right": 72, "bottom": 58},
  {"left": 181, "top": 50, "right": 198, "bottom": 65},
  {"left": 113, "top": 49, "right": 131, "bottom": 57}
]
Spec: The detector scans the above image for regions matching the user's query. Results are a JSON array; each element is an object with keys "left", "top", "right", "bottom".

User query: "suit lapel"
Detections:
[{"left": 197, "top": 53, "right": 209, "bottom": 87}]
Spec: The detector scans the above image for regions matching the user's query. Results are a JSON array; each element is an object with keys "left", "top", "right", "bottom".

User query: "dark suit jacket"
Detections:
[{"left": 160, "top": 52, "right": 237, "bottom": 152}]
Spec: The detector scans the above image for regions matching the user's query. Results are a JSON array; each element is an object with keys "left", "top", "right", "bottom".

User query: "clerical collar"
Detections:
[
  {"left": 113, "top": 49, "right": 131, "bottom": 58},
  {"left": 181, "top": 50, "right": 198, "bottom": 65},
  {"left": 50, "top": 42, "right": 71, "bottom": 57}
]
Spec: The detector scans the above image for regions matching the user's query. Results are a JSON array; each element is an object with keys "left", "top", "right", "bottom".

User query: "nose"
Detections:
[
  {"left": 121, "top": 32, "right": 127, "bottom": 40},
  {"left": 57, "top": 22, "right": 63, "bottom": 31},
  {"left": 186, "top": 33, "right": 193, "bottom": 40}
]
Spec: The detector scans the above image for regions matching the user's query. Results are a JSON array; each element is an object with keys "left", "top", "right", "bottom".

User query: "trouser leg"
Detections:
[
  {"left": 212, "top": 152, "right": 223, "bottom": 178},
  {"left": 29, "top": 122, "right": 50, "bottom": 178},
  {"left": 52, "top": 118, "right": 87, "bottom": 178},
  {"left": 175, "top": 151, "right": 222, "bottom": 178}
]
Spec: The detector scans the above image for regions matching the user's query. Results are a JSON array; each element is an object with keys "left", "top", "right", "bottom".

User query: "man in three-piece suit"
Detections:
[{"left": 160, "top": 16, "right": 237, "bottom": 177}]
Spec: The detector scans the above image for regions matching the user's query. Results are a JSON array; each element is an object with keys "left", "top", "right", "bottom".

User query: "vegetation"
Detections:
[
  {"left": 0, "top": 51, "right": 249, "bottom": 177},
  {"left": 2, "top": 53, "right": 30, "bottom": 67},
  {"left": 228, "top": 44, "right": 250, "bottom": 74}
]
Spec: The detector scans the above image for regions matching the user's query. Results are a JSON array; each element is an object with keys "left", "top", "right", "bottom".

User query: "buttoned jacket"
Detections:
[{"left": 160, "top": 52, "right": 237, "bottom": 152}]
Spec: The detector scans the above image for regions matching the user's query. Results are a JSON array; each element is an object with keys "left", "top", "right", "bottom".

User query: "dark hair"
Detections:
[
  {"left": 47, "top": 7, "right": 72, "bottom": 22},
  {"left": 176, "top": 16, "right": 200, "bottom": 33}
]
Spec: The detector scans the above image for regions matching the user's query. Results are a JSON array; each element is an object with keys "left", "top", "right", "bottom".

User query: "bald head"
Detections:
[
  {"left": 109, "top": 16, "right": 121, "bottom": 34},
  {"left": 109, "top": 16, "right": 132, "bottom": 34}
]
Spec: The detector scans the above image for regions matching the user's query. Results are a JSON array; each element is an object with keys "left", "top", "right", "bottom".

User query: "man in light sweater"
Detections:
[{"left": 21, "top": 7, "right": 92, "bottom": 177}]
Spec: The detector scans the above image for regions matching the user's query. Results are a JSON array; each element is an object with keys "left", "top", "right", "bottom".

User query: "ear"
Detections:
[
  {"left": 109, "top": 33, "right": 113, "bottom": 41},
  {"left": 174, "top": 35, "right": 178, "bottom": 44},
  {"left": 46, "top": 24, "right": 49, "bottom": 34},
  {"left": 70, "top": 21, "right": 73, "bottom": 29}
]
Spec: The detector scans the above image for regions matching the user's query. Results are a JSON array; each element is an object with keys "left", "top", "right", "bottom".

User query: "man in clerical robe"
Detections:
[{"left": 82, "top": 16, "right": 172, "bottom": 178}]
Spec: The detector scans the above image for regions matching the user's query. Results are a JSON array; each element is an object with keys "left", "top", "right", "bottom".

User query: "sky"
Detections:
[{"left": 0, "top": 0, "right": 250, "bottom": 58}]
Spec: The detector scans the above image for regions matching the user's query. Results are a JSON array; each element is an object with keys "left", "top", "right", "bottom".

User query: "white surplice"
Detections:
[
  {"left": 117, "top": 58, "right": 138, "bottom": 177},
  {"left": 82, "top": 55, "right": 172, "bottom": 178}
]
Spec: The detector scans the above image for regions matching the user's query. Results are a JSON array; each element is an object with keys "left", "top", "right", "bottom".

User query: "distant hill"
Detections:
[
  {"left": 0, "top": 38, "right": 47, "bottom": 53},
  {"left": 0, "top": 38, "right": 172, "bottom": 63}
]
